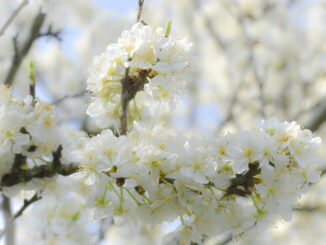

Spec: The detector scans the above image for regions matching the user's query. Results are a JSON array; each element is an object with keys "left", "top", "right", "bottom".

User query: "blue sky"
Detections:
[{"left": 94, "top": 0, "right": 138, "bottom": 12}]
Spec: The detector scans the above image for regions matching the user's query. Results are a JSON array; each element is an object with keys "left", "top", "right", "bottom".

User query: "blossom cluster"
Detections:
[
  {"left": 0, "top": 19, "right": 322, "bottom": 245},
  {"left": 71, "top": 119, "right": 321, "bottom": 244},
  {"left": 0, "top": 85, "right": 62, "bottom": 178},
  {"left": 86, "top": 22, "right": 192, "bottom": 128},
  {"left": 0, "top": 85, "right": 97, "bottom": 244},
  {"left": 16, "top": 176, "right": 98, "bottom": 245}
]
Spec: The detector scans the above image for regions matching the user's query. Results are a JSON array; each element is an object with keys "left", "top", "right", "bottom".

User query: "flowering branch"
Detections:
[{"left": 0, "top": 2, "right": 322, "bottom": 242}]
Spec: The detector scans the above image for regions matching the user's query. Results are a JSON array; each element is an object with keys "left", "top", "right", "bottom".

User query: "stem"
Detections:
[
  {"left": 13, "top": 194, "right": 41, "bottom": 219},
  {"left": 136, "top": 0, "right": 145, "bottom": 22},
  {"left": 0, "top": 194, "right": 41, "bottom": 241}
]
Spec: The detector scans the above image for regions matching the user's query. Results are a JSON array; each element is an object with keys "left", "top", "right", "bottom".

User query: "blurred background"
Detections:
[{"left": 0, "top": 0, "right": 325, "bottom": 244}]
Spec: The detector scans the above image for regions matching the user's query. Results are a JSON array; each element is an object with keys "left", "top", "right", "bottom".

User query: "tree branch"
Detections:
[
  {"left": 1, "top": 162, "right": 79, "bottom": 188},
  {"left": 1, "top": 145, "right": 79, "bottom": 188},
  {"left": 3, "top": 11, "right": 45, "bottom": 86},
  {"left": 1, "top": 196, "right": 15, "bottom": 245},
  {"left": 305, "top": 98, "right": 326, "bottom": 131}
]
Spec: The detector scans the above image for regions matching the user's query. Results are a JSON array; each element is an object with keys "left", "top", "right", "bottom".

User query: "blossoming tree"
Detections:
[{"left": 0, "top": 0, "right": 324, "bottom": 245}]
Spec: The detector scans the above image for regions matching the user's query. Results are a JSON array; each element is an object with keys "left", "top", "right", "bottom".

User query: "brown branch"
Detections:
[
  {"left": 0, "top": 0, "right": 29, "bottom": 37},
  {"left": 1, "top": 162, "right": 79, "bottom": 188},
  {"left": 136, "top": 0, "right": 145, "bottom": 22},
  {"left": 224, "top": 161, "right": 261, "bottom": 198},
  {"left": 1, "top": 145, "right": 79, "bottom": 188},
  {"left": 3, "top": 11, "right": 45, "bottom": 86}
]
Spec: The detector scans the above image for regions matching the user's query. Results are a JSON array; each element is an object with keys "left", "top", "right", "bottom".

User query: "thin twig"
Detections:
[
  {"left": 51, "top": 91, "right": 86, "bottom": 105},
  {"left": 0, "top": 194, "right": 41, "bottom": 241},
  {"left": 13, "top": 194, "right": 41, "bottom": 219},
  {"left": 38, "top": 25, "right": 62, "bottom": 41},
  {"left": 229, "top": 0, "right": 266, "bottom": 118},
  {"left": 0, "top": 0, "right": 29, "bottom": 37},
  {"left": 3, "top": 11, "right": 46, "bottom": 86},
  {"left": 136, "top": 0, "right": 145, "bottom": 22}
]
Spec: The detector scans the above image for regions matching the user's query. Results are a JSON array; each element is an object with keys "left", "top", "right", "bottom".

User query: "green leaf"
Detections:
[
  {"left": 164, "top": 20, "right": 172, "bottom": 37},
  {"left": 71, "top": 211, "right": 80, "bottom": 222},
  {"left": 28, "top": 61, "right": 36, "bottom": 84}
]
